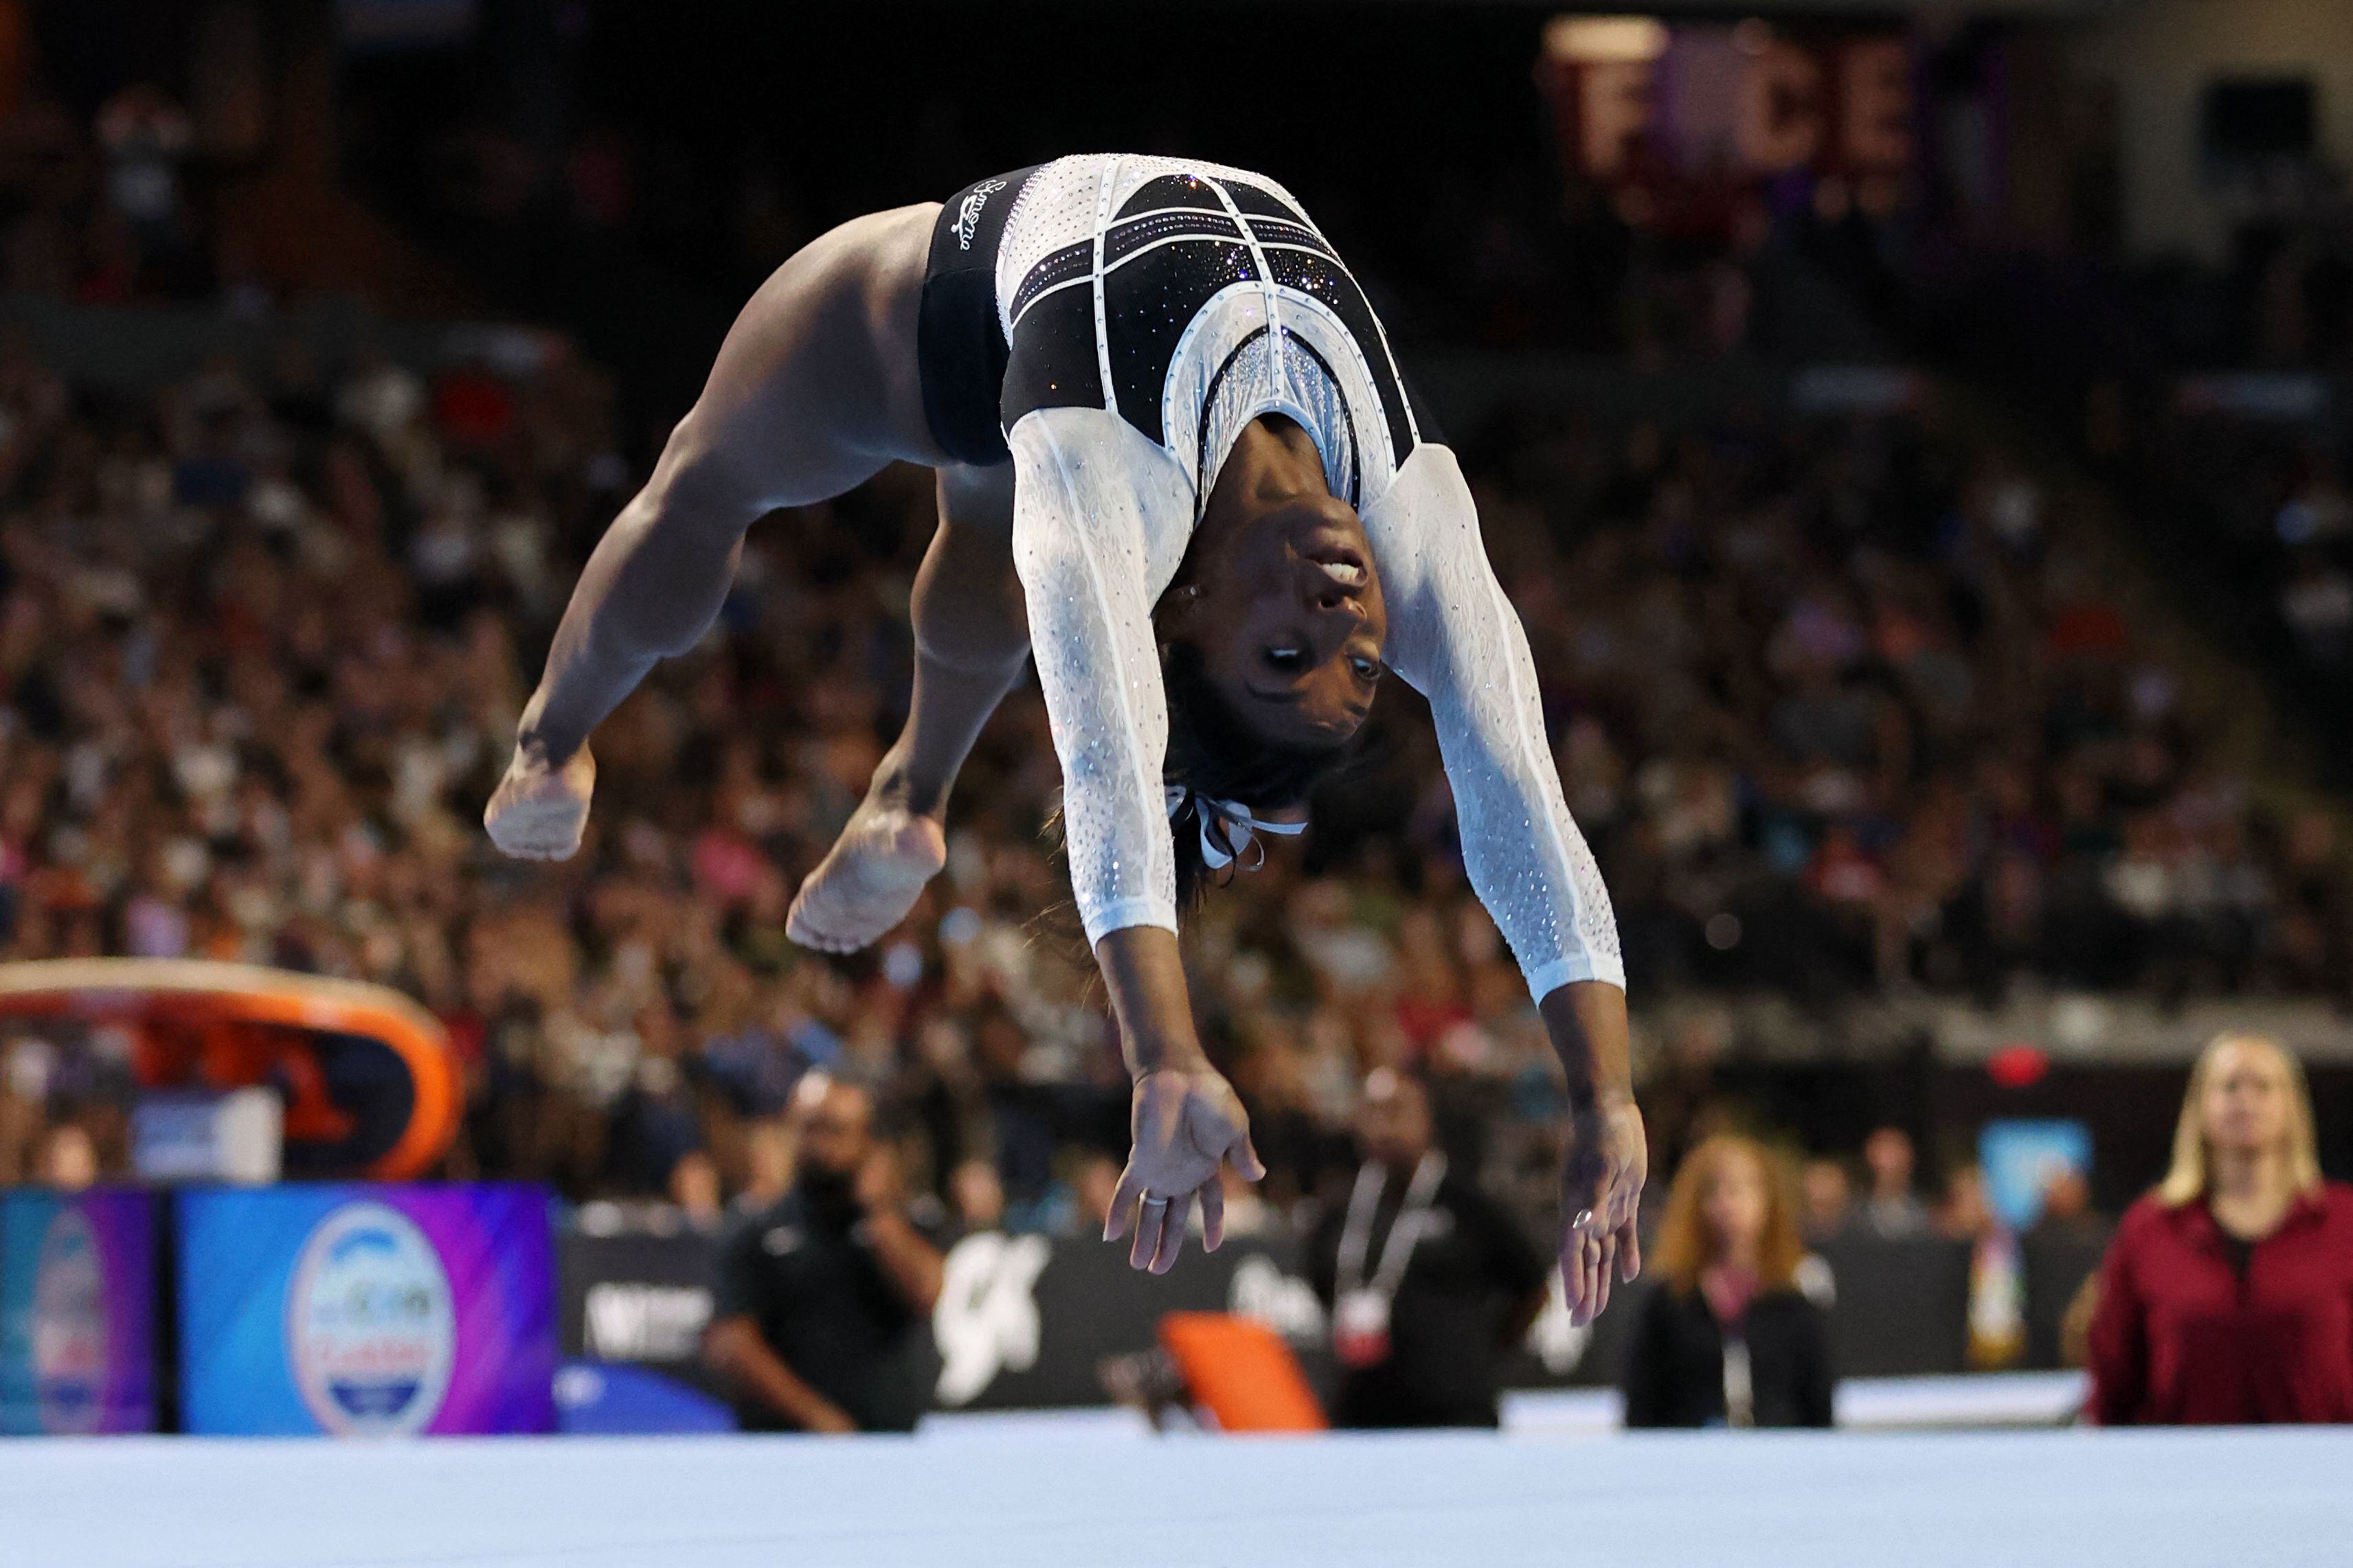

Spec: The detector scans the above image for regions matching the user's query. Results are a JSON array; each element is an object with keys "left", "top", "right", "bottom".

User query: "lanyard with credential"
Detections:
[{"left": 1336, "top": 1152, "right": 1448, "bottom": 1303}]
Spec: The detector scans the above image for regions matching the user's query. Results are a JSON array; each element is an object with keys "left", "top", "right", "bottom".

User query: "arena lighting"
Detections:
[
  {"left": 1986, "top": 1043, "right": 2051, "bottom": 1089},
  {"left": 1542, "top": 14, "right": 1669, "bottom": 65}
]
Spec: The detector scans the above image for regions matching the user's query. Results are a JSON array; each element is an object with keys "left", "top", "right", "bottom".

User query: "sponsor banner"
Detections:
[
  {"left": 0, "top": 1188, "right": 158, "bottom": 1434},
  {"left": 556, "top": 1230, "right": 723, "bottom": 1396},
  {"left": 176, "top": 1183, "right": 556, "bottom": 1435}
]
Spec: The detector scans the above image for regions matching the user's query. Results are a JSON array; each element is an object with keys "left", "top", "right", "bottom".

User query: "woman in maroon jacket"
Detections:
[{"left": 2088, "top": 1032, "right": 2353, "bottom": 1424}]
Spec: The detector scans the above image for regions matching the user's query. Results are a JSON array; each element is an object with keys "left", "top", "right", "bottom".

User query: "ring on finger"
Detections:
[{"left": 1140, "top": 1194, "right": 1171, "bottom": 1209}]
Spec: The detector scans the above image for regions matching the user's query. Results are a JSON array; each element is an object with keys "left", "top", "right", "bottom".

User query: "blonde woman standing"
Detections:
[{"left": 2088, "top": 1033, "right": 2353, "bottom": 1424}]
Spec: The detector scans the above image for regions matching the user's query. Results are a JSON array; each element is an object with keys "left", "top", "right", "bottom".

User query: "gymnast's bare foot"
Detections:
[{"left": 787, "top": 784, "right": 947, "bottom": 954}]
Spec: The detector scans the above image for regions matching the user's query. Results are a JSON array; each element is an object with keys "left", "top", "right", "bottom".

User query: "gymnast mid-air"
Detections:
[{"left": 483, "top": 153, "right": 1645, "bottom": 1323}]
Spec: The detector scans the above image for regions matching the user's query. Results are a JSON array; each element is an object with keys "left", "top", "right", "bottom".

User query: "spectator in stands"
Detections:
[
  {"left": 2028, "top": 1166, "right": 2108, "bottom": 1247},
  {"left": 704, "top": 1073, "right": 944, "bottom": 1432},
  {"left": 1214, "top": 1161, "right": 1278, "bottom": 1242},
  {"left": 668, "top": 1150, "right": 724, "bottom": 1229},
  {"left": 2026, "top": 1166, "right": 2108, "bottom": 1374},
  {"left": 1621, "top": 1134, "right": 1834, "bottom": 1428},
  {"left": 36, "top": 1121, "right": 98, "bottom": 1190},
  {"left": 1066, "top": 1150, "right": 1123, "bottom": 1239},
  {"left": 95, "top": 89, "right": 190, "bottom": 245},
  {"left": 1799, "top": 1155, "right": 1854, "bottom": 1242},
  {"left": 732, "top": 1117, "right": 795, "bottom": 1216},
  {"left": 949, "top": 1156, "right": 1006, "bottom": 1234},
  {"left": 2088, "top": 1032, "right": 2353, "bottom": 1424},
  {"left": 1309, "top": 1069, "right": 1551, "bottom": 1429},
  {"left": 1854, "top": 1126, "right": 1930, "bottom": 1238},
  {"left": 1937, "top": 1163, "right": 1997, "bottom": 1244}
]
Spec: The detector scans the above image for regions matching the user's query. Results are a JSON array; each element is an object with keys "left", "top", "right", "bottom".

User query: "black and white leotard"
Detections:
[{"left": 919, "top": 154, "right": 1623, "bottom": 997}]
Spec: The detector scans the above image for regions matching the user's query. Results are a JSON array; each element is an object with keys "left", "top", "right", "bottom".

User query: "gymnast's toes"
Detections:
[{"left": 786, "top": 805, "right": 947, "bottom": 953}]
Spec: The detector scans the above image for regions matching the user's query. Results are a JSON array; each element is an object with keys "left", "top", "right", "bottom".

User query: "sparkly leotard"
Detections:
[{"left": 956, "top": 154, "right": 1622, "bottom": 997}]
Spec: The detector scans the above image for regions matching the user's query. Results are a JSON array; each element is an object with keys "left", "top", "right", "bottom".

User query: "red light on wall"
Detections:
[{"left": 1988, "top": 1044, "right": 2049, "bottom": 1089}]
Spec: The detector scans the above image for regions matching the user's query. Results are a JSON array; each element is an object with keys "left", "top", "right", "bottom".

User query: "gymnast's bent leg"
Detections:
[
  {"left": 486, "top": 202, "right": 949, "bottom": 860},
  {"left": 787, "top": 461, "right": 1031, "bottom": 952}
]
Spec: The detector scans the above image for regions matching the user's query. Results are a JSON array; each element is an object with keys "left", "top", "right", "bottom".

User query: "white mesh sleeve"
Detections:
[
  {"left": 1362, "top": 444, "right": 1626, "bottom": 996},
  {"left": 1007, "top": 407, "right": 1199, "bottom": 946}
]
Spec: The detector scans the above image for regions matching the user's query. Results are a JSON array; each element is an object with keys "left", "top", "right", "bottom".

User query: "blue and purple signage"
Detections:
[
  {"left": 0, "top": 1188, "right": 159, "bottom": 1434},
  {"left": 177, "top": 1183, "right": 555, "bottom": 1435}
]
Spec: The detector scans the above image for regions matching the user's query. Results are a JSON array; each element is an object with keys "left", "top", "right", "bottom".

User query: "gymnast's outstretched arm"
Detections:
[
  {"left": 1362, "top": 441, "right": 1646, "bottom": 1325},
  {"left": 1007, "top": 407, "right": 1265, "bottom": 1275}
]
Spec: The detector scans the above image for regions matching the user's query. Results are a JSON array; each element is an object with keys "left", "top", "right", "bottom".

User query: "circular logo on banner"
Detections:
[
  {"left": 286, "top": 1202, "right": 455, "bottom": 1436},
  {"left": 30, "top": 1207, "right": 106, "bottom": 1435}
]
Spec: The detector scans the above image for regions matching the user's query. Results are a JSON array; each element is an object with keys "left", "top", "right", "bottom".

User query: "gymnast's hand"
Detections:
[
  {"left": 1104, "top": 1066, "right": 1266, "bottom": 1275},
  {"left": 1558, "top": 1094, "right": 1646, "bottom": 1327},
  {"left": 484, "top": 740, "right": 596, "bottom": 860}
]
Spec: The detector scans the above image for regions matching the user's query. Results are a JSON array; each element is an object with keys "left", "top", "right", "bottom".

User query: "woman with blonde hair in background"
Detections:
[
  {"left": 1619, "top": 1133, "right": 1834, "bottom": 1428},
  {"left": 2088, "top": 1032, "right": 2353, "bottom": 1424}
]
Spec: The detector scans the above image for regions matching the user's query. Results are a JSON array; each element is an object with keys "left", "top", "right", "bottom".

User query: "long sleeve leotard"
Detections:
[{"left": 991, "top": 155, "right": 1623, "bottom": 997}]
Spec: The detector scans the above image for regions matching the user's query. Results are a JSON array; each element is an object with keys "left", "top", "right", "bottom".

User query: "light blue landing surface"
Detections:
[{"left": 9, "top": 1429, "right": 2348, "bottom": 1567}]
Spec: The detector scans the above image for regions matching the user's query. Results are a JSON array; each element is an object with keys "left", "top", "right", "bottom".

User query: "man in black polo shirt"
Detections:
[
  {"left": 1310, "top": 1069, "right": 1552, "bottom": 1428},
  {"left": 706, "top": 1075, "right": 945, "bottom": 1432}
]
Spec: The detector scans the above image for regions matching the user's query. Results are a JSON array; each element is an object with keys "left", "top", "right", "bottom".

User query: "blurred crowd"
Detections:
[
  {"left": 0, "top": 294, "right": 2341, "bottom": 1251},
  {"left": 2115, "top": 393, "right": 2353, "bottom": 690},
  {"left": 1463, "top": 394, "right": 2353, "bottom": 1012},
  {"left": 1917, "top": 207, "right": 2353, "bottom": 759},
  {"left": 0, "top": 82, "right": 240, "bottom": 308},
  {"left": 0, "top": 60, "right": 2343, "bottom": 1236}
]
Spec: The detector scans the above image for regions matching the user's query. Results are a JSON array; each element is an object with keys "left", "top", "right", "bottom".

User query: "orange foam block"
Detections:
[{"left": 1158, "top": 1311, "right": 1327, "bottom": 1433}]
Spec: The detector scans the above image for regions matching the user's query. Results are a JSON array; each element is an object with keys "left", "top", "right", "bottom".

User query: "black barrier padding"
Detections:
[
  {"left": 557, "top": 1230, "right": 728, "bottom": 1398},
  {"left": 1526, "top": 1280, "right": 1641, "bottom": 1389},
  {"left": 2021, "top": 1231, "right": 2110, "bottom": 1372},
  {"left": 1816, "top": 1236, "right": 1973, "bottom": 1378},
  {"left": 553, "top": 1225, "right": 2104, "bottom": 1416},
  {"left": 951, "top": 1236, "right": 1313, "bottom": 1411}
]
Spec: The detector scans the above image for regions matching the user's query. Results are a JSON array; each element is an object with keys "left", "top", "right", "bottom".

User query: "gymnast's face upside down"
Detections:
[{"left": 1164, "top": 488, "right": 1389, "bottom": 754}]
